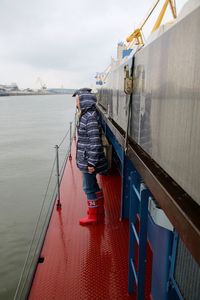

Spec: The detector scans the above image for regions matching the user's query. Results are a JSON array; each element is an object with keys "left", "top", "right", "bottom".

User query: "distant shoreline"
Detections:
[
  {"left": 0, "top": 92, "right": 73, "bottom": 97},
  {"left": 0, "top": 88, "right": 75, "bottom": 97}
]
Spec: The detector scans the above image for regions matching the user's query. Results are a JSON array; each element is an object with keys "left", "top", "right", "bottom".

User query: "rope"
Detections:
[{"left": 125, "top": 56, "right": 135, "bottom": 153}]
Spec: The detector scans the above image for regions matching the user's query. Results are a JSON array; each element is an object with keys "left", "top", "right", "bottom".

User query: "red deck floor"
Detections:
[{"left": 28, "top": 141, "right": 134, "bottom": 300}]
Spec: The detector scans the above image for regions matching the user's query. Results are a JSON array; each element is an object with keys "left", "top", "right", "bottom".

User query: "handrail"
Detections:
[
  {"left": 13, "top": 156, "right": 57, "bottom": 300},
  {"left": 14, "top": 117, "right": 76, "bottom": 300}
]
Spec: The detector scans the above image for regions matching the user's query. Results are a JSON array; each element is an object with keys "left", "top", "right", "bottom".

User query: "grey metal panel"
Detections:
[
  {"left": 175, "top": 238, "right": 200, "bottom": 299},
  {"left": 135, "top": 6, "right": 200, "bottom": 206},
  {"left": 98, "top": 5, "right": 200, "bottom": 205}
]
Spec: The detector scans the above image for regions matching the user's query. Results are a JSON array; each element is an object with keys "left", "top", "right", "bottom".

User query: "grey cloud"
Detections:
[{"left": 0, "top": 0, "right": 187, "bottom": 88}]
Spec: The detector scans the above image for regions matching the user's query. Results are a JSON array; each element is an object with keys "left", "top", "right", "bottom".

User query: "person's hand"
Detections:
[{"left": 88, "top": 166, "right": 95, "bottom": 174}]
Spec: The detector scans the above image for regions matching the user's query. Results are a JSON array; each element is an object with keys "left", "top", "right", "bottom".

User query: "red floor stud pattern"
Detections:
[{"left": 28, "top": 142, "right": 135, "bottom": 300}]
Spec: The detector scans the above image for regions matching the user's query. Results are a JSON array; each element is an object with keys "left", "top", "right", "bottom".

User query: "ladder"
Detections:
[{"left": 128, "top": 170, "right": 150, "bottom": 299}]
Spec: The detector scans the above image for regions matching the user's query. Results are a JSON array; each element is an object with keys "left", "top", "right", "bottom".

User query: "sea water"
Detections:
[{"left": 0, "top": 94, "right": 75, "bottom": 299}]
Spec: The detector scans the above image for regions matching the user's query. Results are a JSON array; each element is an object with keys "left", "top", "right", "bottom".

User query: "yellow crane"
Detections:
[{"left": 126, "top": 0, "right": 177, "bottom": 48}]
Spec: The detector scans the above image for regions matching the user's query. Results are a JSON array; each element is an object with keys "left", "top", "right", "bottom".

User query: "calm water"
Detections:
[{"left": 0, "top": 94, "right": 75, "bottom": 299}]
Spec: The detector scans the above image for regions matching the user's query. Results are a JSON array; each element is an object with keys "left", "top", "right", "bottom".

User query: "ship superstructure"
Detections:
[{"left": 97, "top": 0, "right": 200, "bottom": 298}]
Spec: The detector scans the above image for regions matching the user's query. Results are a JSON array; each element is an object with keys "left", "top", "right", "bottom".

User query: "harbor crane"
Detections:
[
  {"left": 126, "top": 0, "right": 177, "bottom": 48},
  {"left": 36, "top": 77, "right": 47, "bottom": 90},
  {"left": 95, "top": 64, "right": 112, "bottom": 85},
  {"left": 96, "top": 0, "right": 177, "bottom": 86}
]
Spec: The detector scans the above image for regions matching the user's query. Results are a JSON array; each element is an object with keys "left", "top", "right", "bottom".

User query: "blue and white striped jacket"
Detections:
[{"left": 76, "top": 91, "right": 108, "bottom": 173}]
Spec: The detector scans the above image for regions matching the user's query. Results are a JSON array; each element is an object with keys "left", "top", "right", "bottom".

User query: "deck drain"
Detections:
[{"left": 38, "top": 256, "right": 45, "bottom": 263}]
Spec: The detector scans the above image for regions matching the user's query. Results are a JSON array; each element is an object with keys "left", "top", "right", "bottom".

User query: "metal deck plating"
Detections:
[{"left": 28, "top": 142, "right": 151, "bottom": 299}]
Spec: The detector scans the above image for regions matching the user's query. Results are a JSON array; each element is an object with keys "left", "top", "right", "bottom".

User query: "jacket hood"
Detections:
[
  {"left": 79, "top": 91, "right": 97, "bottom": 110},
  {"left": 72, "top": 87, "right": 92, "bottom": 97}
]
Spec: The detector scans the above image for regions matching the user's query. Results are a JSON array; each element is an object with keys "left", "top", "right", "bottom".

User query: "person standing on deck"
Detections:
[{"left": 72, "top": 88, "right": 108, "bottom": 225}]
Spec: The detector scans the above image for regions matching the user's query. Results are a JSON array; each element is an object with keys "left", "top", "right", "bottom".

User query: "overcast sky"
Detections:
[{"left": 0, "top": 0, "right": 188, "bottom": 89}]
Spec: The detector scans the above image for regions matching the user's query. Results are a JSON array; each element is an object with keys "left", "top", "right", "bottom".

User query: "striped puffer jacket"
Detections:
[{"left": 76, "top": 92, "right": 108, "bottom": 173}]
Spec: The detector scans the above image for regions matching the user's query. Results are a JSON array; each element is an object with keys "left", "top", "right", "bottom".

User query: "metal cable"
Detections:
[
  {"left": 19, "top": 184, "right": 58, "bottom": 299},
  {"left": 58, "top": 115, "right": 76, "bottom": 148},
  {"left": 14, "top": 121, "right": 76, "bottom": 299},
  {"left": 58, "top": 127, "right": 70, "bottom": 147},
  {"left": 14, "top": 155, "right": 57, "bottom": 300},
  {"left": 59, "top": 148, "right": 70, "bottom": 180},
  {"left": 19, "top": 146, "right": 70, "bottom": 298}
]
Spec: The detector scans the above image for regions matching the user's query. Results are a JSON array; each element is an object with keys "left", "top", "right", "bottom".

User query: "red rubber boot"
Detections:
[
  {"left": 79, "top": 199, "right": 99, "bottom": 226},
  {"left": 95, "top": 190, "right": 104, "bottom": 215}
]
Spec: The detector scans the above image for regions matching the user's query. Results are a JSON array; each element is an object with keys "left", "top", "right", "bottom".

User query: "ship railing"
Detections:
[{"left": 13, "top": 116, "right": 76, "bottom": 300}]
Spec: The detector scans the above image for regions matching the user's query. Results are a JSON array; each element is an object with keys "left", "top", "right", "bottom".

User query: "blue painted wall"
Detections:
[{"left": 101, "top": 117, "right": 175, "bottom": 300}]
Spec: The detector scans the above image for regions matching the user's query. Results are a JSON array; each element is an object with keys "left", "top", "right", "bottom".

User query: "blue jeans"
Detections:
[{"left": 82, "top": 172, "right": 100, "bottom": 200}]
